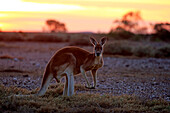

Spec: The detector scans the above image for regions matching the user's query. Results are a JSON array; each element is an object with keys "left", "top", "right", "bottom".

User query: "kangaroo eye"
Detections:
[
  {"left": 95, "top": 48, "right": 99, "bottom": 50},
  {"left": 99, "top": 47, "right": 102, "bottom": 50}
]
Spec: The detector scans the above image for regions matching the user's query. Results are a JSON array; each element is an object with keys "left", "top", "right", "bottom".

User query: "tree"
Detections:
[
  {"left": 46, "top": 19, "right": 67, "bottom": 33},
  {"left": 154, "top": 23, "right": 170, "bottom": 41},
  {"left": 110, "top": 11, "right": 150, "bottom": 34}
]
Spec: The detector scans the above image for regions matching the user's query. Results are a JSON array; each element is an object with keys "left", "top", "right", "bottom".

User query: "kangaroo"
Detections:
[{"left": 37, "top": 36, "right": 107, "bottom": 96}]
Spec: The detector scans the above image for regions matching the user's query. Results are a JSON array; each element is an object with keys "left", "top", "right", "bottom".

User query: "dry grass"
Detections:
[
  {"left": 0, "top": 42, "right": 22, "bottom": 49},
  {"left": 0, "top": 33, "right": 24, "bottom": 42},
  {"left": 153, "top": 45, "right": 170, "bottom": 58},
  {"left": 69, "top": 37, "right": 91, "bottom": 46},
  {"left": 28, "top": 34, "right": 68, "bottom": 42},
  {"left": 0, "top": 32, "right": 69, "bottom": 42},
  {"left": 0, "top": 85, "right": 169, "bottom": 113},
  {"left": 0, "top": 42, "right": 7, "bottom": 48},
  {"left": 0, "top": 54, "right": 23, "bottom": 60},
  {"left": 0, "top": 32, "right": 169, "bottom": 58},
  {"left": 104, "top": 41, "right": 133, "bottom": 56},
  {"left": 0, "top": 55, "right": 14, "bottom": 59}
]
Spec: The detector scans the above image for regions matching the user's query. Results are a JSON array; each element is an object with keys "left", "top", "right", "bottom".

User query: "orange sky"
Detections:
[{"left": 0, "top": 0, "right": 170, "bottom": 32}]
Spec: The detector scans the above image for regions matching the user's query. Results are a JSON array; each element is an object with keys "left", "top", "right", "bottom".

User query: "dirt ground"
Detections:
[{"left": 0, "top": 41, "right": 169, "bottom": 101}]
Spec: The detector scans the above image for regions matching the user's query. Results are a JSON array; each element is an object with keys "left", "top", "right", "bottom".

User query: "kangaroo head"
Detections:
[{"left": 90, "top": 36, "right": 107, "bottom": 57}]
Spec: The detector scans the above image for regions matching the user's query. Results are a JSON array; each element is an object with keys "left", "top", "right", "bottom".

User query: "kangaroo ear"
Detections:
[
  {"left": 90, "top": 37, "right": 97, "bottom": 45},
  {"left": 100, "top": 37, "right": 107, "bottom": 45}
]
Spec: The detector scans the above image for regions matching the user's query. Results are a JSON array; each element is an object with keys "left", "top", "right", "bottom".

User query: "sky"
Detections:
[{"left": 0, "top": 0, "right": 170, "bottom": 32}]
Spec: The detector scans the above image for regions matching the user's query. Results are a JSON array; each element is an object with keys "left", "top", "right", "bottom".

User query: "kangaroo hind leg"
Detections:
[
  {"left": 63, "top": 70, "right": 74, "bottom": 96},
  {"left": 67, "top": 72, "right": 74, "bottom": 96},
  {"left": 63, "top": 74, "right": 68, "bottom": 96}
]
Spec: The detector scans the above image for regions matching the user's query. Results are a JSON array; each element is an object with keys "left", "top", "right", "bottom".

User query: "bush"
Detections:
[
  {"left": 153, "top": 45, "right": 170, "bottom": 58},
  {"left": 108, "top": 30, "right": 134, "bottom": 40},
  {"left": 29, "top": 34, "right": 66, "bottom": 42},
  {"left": 104, "top": 42, "right": 133, "bottom": 56},
  {"left": 104, "top": 41, "right": 170, "bottom": 58},
  {"left": 132, "top": 46, "right": 153, "bottom": 57},
  {"left": 69, "top": 38, "right": 91, "bottom": 46},
  {"left": 0, "top": 34, "right": 24, "bottom": 42}
]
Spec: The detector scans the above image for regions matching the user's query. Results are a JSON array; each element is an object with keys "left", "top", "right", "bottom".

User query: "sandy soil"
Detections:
[{"left": 0, "top": 42, "right": 169, "bottom": 101}]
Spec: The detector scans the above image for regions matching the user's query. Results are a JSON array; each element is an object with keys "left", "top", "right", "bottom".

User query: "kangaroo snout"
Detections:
[{"left": 96, "top": 52, "right": 101, "bottom": 56}]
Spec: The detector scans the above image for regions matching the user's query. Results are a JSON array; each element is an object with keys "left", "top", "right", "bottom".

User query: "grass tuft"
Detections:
[{"left": 0, "top": 85, "right": 169, "bottom": 113}]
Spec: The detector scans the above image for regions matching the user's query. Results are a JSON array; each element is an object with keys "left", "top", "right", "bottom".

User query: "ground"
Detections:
[{"left": 0, "top": 41, "right": 169, "bottom": 103}]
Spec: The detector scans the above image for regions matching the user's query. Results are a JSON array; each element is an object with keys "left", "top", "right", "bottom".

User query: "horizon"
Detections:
[{"left": 0, "top": 0, "right": 170, "bottom": 33}]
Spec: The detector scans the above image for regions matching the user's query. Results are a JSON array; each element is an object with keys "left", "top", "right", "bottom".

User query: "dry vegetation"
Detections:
[
  {"left": 0, "top": 85, "right": 169, "bottom": 113},
  {"left": 0, "top": 32, "right": 170, "bottom": 112},
  {"left": 69, "top": 37, "right": 91, "bottom": 46},
  {"left": 0, "top": 32, "right": 169, "bottom": 58},
  {"left": 104, "top": 41, "right": 170, "bottom": 58}
]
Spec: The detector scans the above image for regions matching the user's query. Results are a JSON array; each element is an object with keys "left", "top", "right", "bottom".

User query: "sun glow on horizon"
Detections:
[
  {"left": 0, "top": 24, "right": 3, "bottom": 27},
  {"left": 0, "top": 0, "right": 170, "bottom": 32}
]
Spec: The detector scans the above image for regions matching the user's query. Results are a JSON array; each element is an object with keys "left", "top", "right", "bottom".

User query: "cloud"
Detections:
[
  {"left": 22, "top": 0, "right": 170, "bottom": 11},
  {"left": 0, "top": 0, "right": 85, "bottom": 12}
]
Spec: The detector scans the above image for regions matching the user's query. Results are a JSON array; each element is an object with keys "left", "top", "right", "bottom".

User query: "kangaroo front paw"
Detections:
[
  {"left": 85, "top": 85, "right": 90, "bottom": 89},
  {"left": 90, "top": 86, "right": 95, "bottom": 89},
  {"left": 85, "top": 85, "right": 95, "bottom": 89}
]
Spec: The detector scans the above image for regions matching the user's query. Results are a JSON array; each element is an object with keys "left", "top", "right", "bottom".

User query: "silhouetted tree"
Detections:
[
  {"left": 110, "top": 11, "right": 150, "bottom": 34},
  {"left": 46, "top": 19, "right": 67, "bottom": 33},
  {"left": 154, "top": 23, "right": 170, "bottom": 41}
]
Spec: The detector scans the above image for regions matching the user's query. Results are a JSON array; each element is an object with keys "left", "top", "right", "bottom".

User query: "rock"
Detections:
[
  {"left": 151, "top": 82, "right": 159, "bottom": 85},
  {"left": 9, "top": 66, "right": 15, "bottom": 68},
  {"left": 125, "top": 64, "right": 129, "bottom": 67},
  {"left": 24, "top": 82, "right": 27, "bottom": 85},
  {"left": 159, "top": 66, "right": 163, "bottom": 69},
  {"left": 13, "top": 77, "right": 17, "bottom": 82},
  {"left": 14, "top": 58, "right": 19, "bottom": 62},
  {"left": 32, "top": 63, "right": 36, "bottom": 65},
  {"left": 36, "top": 63, "right": 40, "bottom": 67},
  {"left": 100, "top": 80, "right": 105, "bottom": 82},
  {"left": 23, "top": 74, "right": 29, "bottom": 77},
  {"left": 3, "top": 80, "right": 7, "bottom": 85}
]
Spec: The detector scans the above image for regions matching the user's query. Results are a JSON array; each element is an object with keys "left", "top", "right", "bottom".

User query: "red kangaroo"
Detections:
[{"left": 37, "top": 36, "right": 107, "bottom": 96}]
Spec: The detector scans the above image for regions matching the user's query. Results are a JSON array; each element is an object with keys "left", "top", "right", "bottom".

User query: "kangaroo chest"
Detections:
[
  {"left": 90, "top": 57, "right": 103, "bottom": 69},
  {"left": 83, "top": 56, "right": 103, "bottom": 71}
]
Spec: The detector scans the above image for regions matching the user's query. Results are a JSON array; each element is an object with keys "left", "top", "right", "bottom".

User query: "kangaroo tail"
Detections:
[{"left": 37, "top": 65, "right": 53, "bottom": 96}]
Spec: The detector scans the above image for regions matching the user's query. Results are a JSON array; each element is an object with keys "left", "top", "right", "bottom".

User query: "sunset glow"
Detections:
[{"left": 0, "top": 0, "right": 170, "bottom": 32}]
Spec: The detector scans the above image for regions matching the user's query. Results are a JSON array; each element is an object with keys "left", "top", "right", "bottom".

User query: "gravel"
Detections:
[{"left": 0, "top": 42, "right": 169, "bottom": 101}]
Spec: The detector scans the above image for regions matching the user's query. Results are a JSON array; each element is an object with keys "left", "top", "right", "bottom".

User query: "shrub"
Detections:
[
  {"left": 108, "top": 30, "right": 134, "bottom": 40},
  {"left": 153, "top": 45, "right": 170, "bottom": 58},
  {"left": 29, "top": 35, "right": 65, "bottom": 42},
  {"left": 132, "top": 45, "right": 153, "bottom": 57},
  {"left": 69, "top": 38, "right": 91, "bottom": 46},
  {"left": 104, "top": 42, "right": 133, "bottom": 56},
  {"left": 104, "top": 41, "right": 170, "bottom": 58},
  {"left": 0, "top": 34, "right": 24, "bottom": 41}
]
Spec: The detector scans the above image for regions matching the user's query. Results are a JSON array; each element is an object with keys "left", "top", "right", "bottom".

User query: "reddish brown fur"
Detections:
[{"left": 38, "top": 37, "right": 107, "bottom": 96}]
